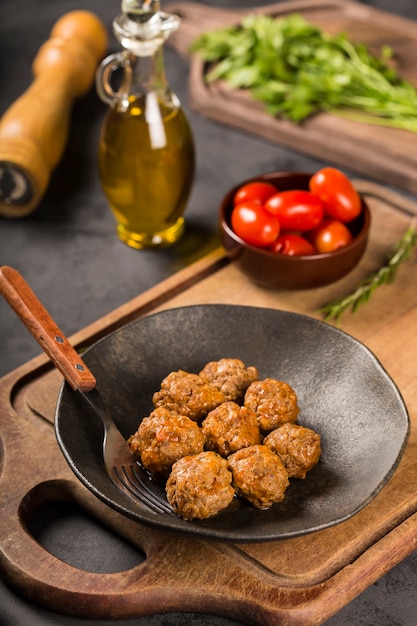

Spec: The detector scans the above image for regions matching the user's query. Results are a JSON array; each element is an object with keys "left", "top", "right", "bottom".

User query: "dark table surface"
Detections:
[{"left": 1, "top": 1, "right": 417, "bottom": 624}]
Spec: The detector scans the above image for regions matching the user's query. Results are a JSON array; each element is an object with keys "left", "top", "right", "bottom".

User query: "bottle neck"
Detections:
[
  {"left": 97, "top": 5, "right": 181, "bottom": 111},
  {"left": 124, "top": 46, "right": 168, "bottom": 97}
]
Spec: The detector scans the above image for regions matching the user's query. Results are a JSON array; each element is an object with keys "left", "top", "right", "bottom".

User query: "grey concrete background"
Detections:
[{"left": 1, "top": 1, "right": 417, "bottom": 624}]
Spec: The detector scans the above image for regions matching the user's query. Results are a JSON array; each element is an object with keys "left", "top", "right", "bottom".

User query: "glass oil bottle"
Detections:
[{"left": 96, "top": 0, "right": 195, "bottom": 248}]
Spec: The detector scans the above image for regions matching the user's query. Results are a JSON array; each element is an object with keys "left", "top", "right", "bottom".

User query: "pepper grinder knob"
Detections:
[{"left": 0, "top": 10, "right": 108, "bottom": 218}]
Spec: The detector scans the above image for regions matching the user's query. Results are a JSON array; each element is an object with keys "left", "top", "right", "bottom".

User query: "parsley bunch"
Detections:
[{"left": 191, "top": 13, "right": 417, "bottom": 131}]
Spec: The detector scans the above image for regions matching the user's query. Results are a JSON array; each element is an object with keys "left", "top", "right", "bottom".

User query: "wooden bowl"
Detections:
[{"left": 219, "top": 171, "right": 371, "bottom": 290}]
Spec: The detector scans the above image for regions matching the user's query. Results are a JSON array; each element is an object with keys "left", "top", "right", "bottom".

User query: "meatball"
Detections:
[
  {"left": 264, "top": 423, "right": 321, "bottom": 479},
  {"left": 244, "top": 378, "right": 300, "bottom": 432},
  {"left": 128, "top": 407, "right": 205, "bottom": 479},
  {"left": 166, "top": 451, "right": 235, "bottom": 520},
  {"left": 228, "top": 445, "right": 289, "bottom": 509},
  {"left": 201, "top": 401, "right": 261, "bottom": 457},
  {"left": 152, "top": 370, "right": 225, "bottom": 422},
  {"left": 199, "top": 358, "right": 258, "bottom": 403}
]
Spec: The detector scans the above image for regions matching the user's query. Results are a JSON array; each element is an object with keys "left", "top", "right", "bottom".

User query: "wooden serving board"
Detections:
[
  {"left": 1, "top": 180, "right": 417, "bottom": 625},
  {"left": 166, "top": 0, "right": 417, "bottom": 195}
]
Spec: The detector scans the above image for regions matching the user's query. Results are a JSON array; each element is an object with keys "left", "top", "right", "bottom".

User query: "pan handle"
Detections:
[{"left": 0, "top": 265, "right": 96, "bottom": 392}]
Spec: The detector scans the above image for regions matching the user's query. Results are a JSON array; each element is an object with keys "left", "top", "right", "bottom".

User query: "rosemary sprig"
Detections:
[{"left": 319, "top": 222, "right": 417, "bottom": 323}]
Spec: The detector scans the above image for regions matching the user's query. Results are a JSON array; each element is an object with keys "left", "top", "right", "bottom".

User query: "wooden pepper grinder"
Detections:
[{"left": 0, "top": 11, "right": 108, "bottom": 218}]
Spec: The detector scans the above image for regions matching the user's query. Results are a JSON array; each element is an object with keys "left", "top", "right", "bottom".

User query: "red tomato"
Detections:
[
  {"left": 270, "top": 233, "right": 316, "bottom": 256},
  {"left": 310, "top": 219, "right": 353, "bottom": 253},
  {"left": 309, "top": 167, "right": 361, "bottom": 222},
  {"left": 233, "top": 181, "right": 278, "bottom": 206},
  {"left": 264, "top": 190, "right": 324, "bottom": 231},
  {"left": 231, "top": 201, "right": 280, "bottom": 247}
]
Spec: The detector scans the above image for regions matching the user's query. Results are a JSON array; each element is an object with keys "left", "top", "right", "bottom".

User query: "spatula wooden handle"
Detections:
[
  {"left": 0, "top": 11, "right": 108, "bottom": 218},
  {"left": 0, "top": 265, "right": 96, "bottom": 391}
]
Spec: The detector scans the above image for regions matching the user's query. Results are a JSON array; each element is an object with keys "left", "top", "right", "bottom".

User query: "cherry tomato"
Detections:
[
  {"left": 264, "top": 190, "right": 324, "bottom": 231},
  {"left": 270, "top": 233, "right": 316, "bottom": 256},
  {"left": 309, "top": 167, "right": 361, "bottom": 222},
  {"left": 310, "top": 219, "right": 353, "bottom": 253},
  {"left": 231, "top": 201, "right": 280, "bottom": 247},
  {"left": 233, "top": 181, "right": 278, "bottom": 206}
]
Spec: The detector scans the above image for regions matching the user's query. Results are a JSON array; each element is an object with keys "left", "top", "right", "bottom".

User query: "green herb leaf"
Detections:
[
  {"left": 318, "top": 223, "right": 417, "bottom": 323},
  {"left": 190, "top": 13, "right": 417, "bottom": 132}
]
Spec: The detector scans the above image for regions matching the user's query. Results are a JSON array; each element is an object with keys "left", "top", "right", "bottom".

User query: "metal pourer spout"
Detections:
[{"left": 114, "top": 0, "right": 180, "bottom": 54}]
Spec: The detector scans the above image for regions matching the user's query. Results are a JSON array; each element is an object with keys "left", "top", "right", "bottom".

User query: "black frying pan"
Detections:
[{"left": 54, "top": 304, "right": 409, "bottom": 542}]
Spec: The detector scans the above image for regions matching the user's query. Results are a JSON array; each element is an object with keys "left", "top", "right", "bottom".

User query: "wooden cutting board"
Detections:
[
  {"left": 1, "top": 180, "right": 417, "bottom": 625},
  {"left": 166, "top": 0, "right": 417, "bottom": 195}
]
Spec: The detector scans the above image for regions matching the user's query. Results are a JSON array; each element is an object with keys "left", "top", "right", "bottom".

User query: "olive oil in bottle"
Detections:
[{"left": 96, "top": 0, "right": 195, "bottom": 248}]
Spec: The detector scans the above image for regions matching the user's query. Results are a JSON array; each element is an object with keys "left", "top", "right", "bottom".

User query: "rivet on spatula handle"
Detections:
[{"left": 0, "top": 265, "right": 96, "bottom": 391}]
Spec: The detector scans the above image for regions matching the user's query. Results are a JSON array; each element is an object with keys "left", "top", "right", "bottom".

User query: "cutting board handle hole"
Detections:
[{"left": 19, "top": 480, "right": 146, "bottom": 574}]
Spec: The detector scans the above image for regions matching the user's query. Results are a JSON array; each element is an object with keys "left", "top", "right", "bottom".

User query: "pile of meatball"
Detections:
[{"left": 128, "top": 358, "right": 321, "bottom": 520}]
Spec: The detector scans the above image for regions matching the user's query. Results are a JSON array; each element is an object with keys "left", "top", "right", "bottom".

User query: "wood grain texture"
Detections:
[
  {"left": 1, "top": 181, "right": 417, "bottom": 624},
  {"left": 0, "top": 266, "right": 96, "bottom": 392},
  {"left": 166, "top": 0, "right": 417, "bottom": 194},
  {"left": 0, "top": 11, "right": 108, "bottom": 217}
]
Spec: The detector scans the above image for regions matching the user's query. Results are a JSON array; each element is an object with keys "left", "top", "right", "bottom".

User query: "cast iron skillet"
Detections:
[{"left": 55, "top": 304, "right": 409, "bottom": 542}]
